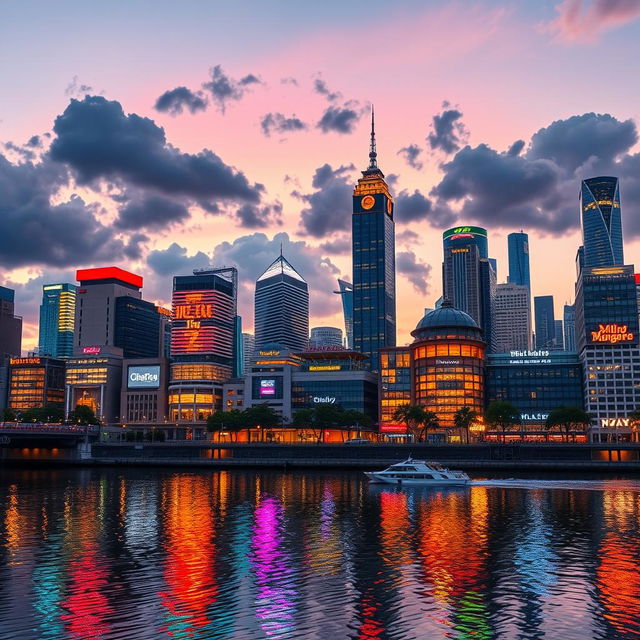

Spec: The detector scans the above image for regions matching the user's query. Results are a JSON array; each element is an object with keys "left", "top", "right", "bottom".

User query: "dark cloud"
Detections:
[
  {"left": 27, "top": 135, "right": 42, "bottom": 148},
  {"left": 397, "top": 229, "right": 421, "bottom": 245},
  {"left": 281, "top": 77, "right": 299, "bottom": 86},
  {"left": 394, "top": 189, "right": 432, "bottom": 223},
  {"left": 507, "top": 139, "right": 525, "bottom": 156},
  {"left": 314, "top": 79, "right": 341, "bottom": 102},
  {"left": 397, "top": 144, "right": 423, "bottom": 170},
  {"left": 396, "top": 251, "right": 431, "bottom": 295},
  {"left": 4, "top": 141, "right": 36, "bottom": 161},
  {"left": 235, "top": 202, "right": 283, "bottom": 228},
  {"left": 317, "top": 105, "right": 361, "bottom": 134},
  {"left": 154, "top": 87, "right": 208, "bottom": 116},
  {"left": 427, "top": 104, "right": 468, "bottom": 154},
  {"left": 260, "top": 113, "right": 308, "bottom": 137},
  {"left": 319, "top": 234, "right": 351, "bottom": 255},
  {"left": 202, "top": 65, "right": 261, "bottom": 113},
  {"left": 297, "top": 164, "right": 356, "bottom": 237},
  {"left": 50, "top": 96, "right": 263, "bottom": 208},
  {"left": 115, "top": 195, "right": 190, "bottom": 230},
  {"left": 147, "top": 242, "right": 211, "bottom": 276},
  {"left": 123, "top": 232, "right": 149, "bottom": 259}
]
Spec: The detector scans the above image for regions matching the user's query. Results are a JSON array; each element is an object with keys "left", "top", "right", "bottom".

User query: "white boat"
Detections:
[{"left": 364, "top": 456, "right": 470, "bottom": 486}]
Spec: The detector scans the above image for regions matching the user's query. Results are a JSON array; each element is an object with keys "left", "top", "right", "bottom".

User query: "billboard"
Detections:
[
  {"left": 259, "top": 379, "right": 276, "bottom": 397},
  {"left": 588, "top": 323, "right": 636, "bottom": 345},
  {"left": 128, "top": 365, "right": 161, "bottom": 389},
  {"left": 72, "top": 387, "right": 101, "bottom": 416}
]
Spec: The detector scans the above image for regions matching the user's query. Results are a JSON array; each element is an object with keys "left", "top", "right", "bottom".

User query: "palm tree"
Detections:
[
  {"left": 392, "top": 404, "right": 426, "bottom": 441},
  {"left": 454, "top": 407, "right": 479, "bottom": 444},
  {"left": 629, "top": 408, "right": 640, "bottom": 443},
  {"left": 545, "top": 406, "right": 592, "bottom": 442},
  {"left": 485, "top": 401, "right": 520, "bottom": 443},
  {"left": 420, "top": 410, "right": 440, "bottom": 443}
]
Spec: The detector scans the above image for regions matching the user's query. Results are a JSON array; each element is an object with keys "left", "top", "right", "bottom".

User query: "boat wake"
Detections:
[{"left": 470, "top": 478, "right": 640, "bottom": 492}]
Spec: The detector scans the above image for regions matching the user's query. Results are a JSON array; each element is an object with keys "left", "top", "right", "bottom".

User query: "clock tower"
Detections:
[{"left": 352, "top": 108, "right": 396, "bottom": 372}]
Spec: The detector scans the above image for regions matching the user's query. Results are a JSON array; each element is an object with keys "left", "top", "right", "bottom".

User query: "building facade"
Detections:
[
  {"left": 379, "top": 346, "right": 411, "bottom": 435},
  {"left": 494, "top": 283, "right": 531, "bottom": 352},
  {"left": 8, "top": 356, "right": 65, "bottom": 412},
  {"left": 0, "top": 286, "right": 22, "bottom": 358},
  {"left": 242, "top": 333, "right": 255, "bottom": 376},
  {"left": 580, "top": 177, "right": 623, "bottom": 269},
  {"left": 120, "top": 358, "right": 169, "bottom": 424},
  {"left": 564, "top": 304, "right": 576, "bottom": 352},
  {"left": 534, "top": 295, "right": 555, "bottom": 349},
  {"left": 114, "top": 296, "right": 162, "bottom": 359},
  {"left": 352, "top": 111, "right": 396, "bottom": 372},
  {"left": 309, "top": 326, "right": 343, "bottom": 348},
  {"left": 334, "top": 279, "right": 354, "bottom": 349},
  {"left": 38, "top": 283, "right": 76, "bottom": 358},
  {"left": 507, "top": 231, "right": 531, "bottom": 289},
  {"left": 254, "top": 255, "right": 309, "bottom": 353}
]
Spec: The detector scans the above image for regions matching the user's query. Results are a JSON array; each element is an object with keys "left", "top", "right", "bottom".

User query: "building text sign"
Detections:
[{"left": 590, "top": 324, "right": 635, "bottom": 344}]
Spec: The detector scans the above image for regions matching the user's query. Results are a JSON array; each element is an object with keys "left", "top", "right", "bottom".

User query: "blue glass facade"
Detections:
[
  {"left": 507, "top": 232, "right": 530, "bottom": 289},
  {"left": 115, "top": 297, "right": 161, "bottom": 359},
  {"left": 534, "top": 296, "right": 555, "bottom": 349},
  {"left": 580, "top": 177, "right": 624, "bottom": 268},
  {"left": 291, "top": 379, "right": 378, "bottom": 420},
  {"left": 38, "top": 283, "right": 76, "bottom": 358},
  {"left": 334, "top": 279, "right": 354, "bottom": 349}
]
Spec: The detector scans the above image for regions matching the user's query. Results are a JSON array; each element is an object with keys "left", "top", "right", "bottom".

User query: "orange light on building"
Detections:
[{"left": 590, "top": 323, "right": 635, "bottom": 344}]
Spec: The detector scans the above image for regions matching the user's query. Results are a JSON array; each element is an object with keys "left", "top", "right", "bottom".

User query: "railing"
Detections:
[{"left": 0, "top": 422, "right": 99, "bottom": 434}]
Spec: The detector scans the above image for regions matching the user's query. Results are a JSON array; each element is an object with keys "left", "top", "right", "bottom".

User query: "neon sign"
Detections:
[{"left": 590, "top": 324, "right": 635, "bottom": 344}]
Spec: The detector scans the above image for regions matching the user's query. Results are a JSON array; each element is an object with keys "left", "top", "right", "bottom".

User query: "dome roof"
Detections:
[
  {"left": 256, "top": 342, "right": 288, "bottom": 353},
  {"left": 414, "top": 301, "right": 479, "bottom": 331}
]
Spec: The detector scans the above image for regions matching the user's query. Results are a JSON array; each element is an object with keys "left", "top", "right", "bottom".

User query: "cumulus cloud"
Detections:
[
  {"left": 115, "top": 194, "right": 190, "bottom": 230},
  {"left": 314, "top": 78, "right": 341, "bottom": 102},
  {"left": 507, "top": 139, "right": 525, "bottom": 156},
  {"left": 427, "top": 103, "right": 468, "bottom": 154},
  {"left": 319, "top": 234, "right": 351, "bottom": 255},
  {"left": 235, "top": 202, "right": 283, "bottom": 228},
  {"left": 394, "top": 189, "right": 433, "bottom": 223},
  {"left": 317, "top": 105, "right": 361, "bottom": 134},
  {"left": 260, "top": 113, "right": 308, "bottom": 137},
  {"left": 50, "top": 96, "right": 263, "bottom": 210},
  {"left": 202, "top": 65, "right": 261, "bottom": 113},
  {"left": 397, "top": 251, "right": 432, "bottom": 295},
  {"left": 147, "top": 242, "right": 211, "bottom": 276},
  {"left": 397, "top": 144, "right": 423, "bottom": 170},
  {"left": 546, "top": 0, "right": 640, "bottom": 43},
  {"left": 296, "top": 163, "right": 356, "bottom": 237},
  {"left": 154, "top": 87, "right": 208, "bottom": 116}
]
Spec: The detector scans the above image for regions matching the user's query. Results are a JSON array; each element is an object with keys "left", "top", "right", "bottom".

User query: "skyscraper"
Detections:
[
  {"left": 0, "top": 286, "right": 22, "bottom": 358},
  {"left": 254, "top": 254, "right": 309, "bottom": 352},
  {"left": 39, "top": 283, "right": 77, "bottom": 358},
  {"left": 334, "top": 279, "right": 354, "bottom": 349},
  {"left": 553, "top": 319, "right": 564, "bottom": 350},
  {"left": 352, "top": 109, "right": 396, "bottom": 372},
  {"left": 534, "top": 296, "right": 555, "bottom": 349},
  {"left": 563, "top": 304, "right": 576, "bottom": 351},
  {"left": 507, "top": 232, "right": 531, "bottom": 289},
  {"left": 242, "top": 332, "right": 255, "bottom": 372},
  {"left": 442, "top": 226, "right": 495, "bottom": 350},
  {"left": 580, "top": 177, "right": 624, "bottom": 268},
  {"left": 493, "top": 283, "right": 531, "bottom": 352},
  {"left": 309, "top": 326, "right": 343, "bottom": 349}
]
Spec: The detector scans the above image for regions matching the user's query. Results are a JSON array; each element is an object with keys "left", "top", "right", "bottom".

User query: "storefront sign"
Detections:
[
  {"left": 520, "top": 413, "right": 549, "bottom": 422},
  {"left": 510, "top": 350, "right": 550, "bottom": 357},
  {"left": 380, "top": 423, "right": 408, "bottom": 434},
  {"left": 82, "top": 346, "right": 102, "bottom": 355},
  {"left": 308, "top": 365, "right": 341, "bottom": 371},
  {"left": 590, "top": 324, "right": 635, "bottom": 344},
  {"left": 10, "top": 357, "right": 41, "bottom": 365},
  {"left": 435, "top": 359, "right": 461, "bottom": 365},
  {"left": 259, "top": 350, "right": 281, "bottom": 357},
  {"left": 128, "top": 365, "right": 161, "bottom": 388},
  {"left": 601, "top": 418, "right": 630, "bottom": 428},
  {"left": 313, "top": 396, "right": 336, "bottom": 404}
]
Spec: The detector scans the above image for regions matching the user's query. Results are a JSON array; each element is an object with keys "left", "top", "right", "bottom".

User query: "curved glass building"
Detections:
[{"left": 580, "top": 177, "right": 623, "bottom": 268}]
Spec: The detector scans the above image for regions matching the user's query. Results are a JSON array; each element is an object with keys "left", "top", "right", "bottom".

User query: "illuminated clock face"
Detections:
[
  {"left": 361, "top": 195, "right": 375, "bottom": 210},
  {"left": 387, "top": 199, "right": 393, "bottom": 214}
]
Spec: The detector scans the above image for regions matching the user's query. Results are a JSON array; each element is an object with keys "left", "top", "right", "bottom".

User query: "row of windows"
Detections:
[{"left": 413, "top": 344, "right": 484, "bottom": 358}]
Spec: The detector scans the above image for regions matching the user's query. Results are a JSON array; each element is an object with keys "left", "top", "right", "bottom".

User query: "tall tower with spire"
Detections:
[{"left": 352, "top": 107, "right": 396, "bottom": 372}]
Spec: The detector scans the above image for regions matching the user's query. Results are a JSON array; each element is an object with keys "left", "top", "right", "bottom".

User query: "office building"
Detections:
[
  {"left": 38, "top": 283, "right": 76, "bottom": 358},
  {"left": 309, "top": 326, "right": 343, "bottom": 349},
  {"left": 114, "top": 297, "right": 162, "bottom": 359},
  {"left": 242, "top": 333, "right": 255, "bottom": 374},
  {"left": 120, "top": 358, "right": 169, "bottom": 424},
  {"left": 0, "top": 286, "right": 22, "bottom": 358},
  {"left": 254, "top": 254, "right": 309, "bottom": 353},
  {"left": 233, "top": 316, "right": 243, "bottom": 378},
  {"left": 8, "top": 356, "right": 65, "bottom": 412},
  {"left": 534, "top": 296, "right": 555, "bottom": 349},
  {"left": 493, "top": 283, "right": 531, "bottom": 352},
  {"left": 442, "top": 226, "right": 495, "bottom": 349},
  {"left": 553, "top": 320, "right": 564, "bottom": 350},
  {"left": 169, "top": 267, "right": 237, "bottom": 423},
  {"left": 507, "top": 231, "right": 531, "bottom": 289},
  {"left": 580, "top": 177, "right": 623, "bottom": 269},
  {"left": 352, "top": 110, "right": 396, "bottom": 371},
  {"left": 334, "top": 279, "right": 354, "bottom": 349},
  {"left": 564, "top": 304, "right": 576, "bottom": 352},
  {"left": 379, "top": 346, "right": 411, "bottom": 434}
]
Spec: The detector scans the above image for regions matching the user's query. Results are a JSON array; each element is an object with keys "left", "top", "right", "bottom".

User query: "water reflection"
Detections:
[{"left": 0, "top": 469, "right": 639, "bottom": 639}]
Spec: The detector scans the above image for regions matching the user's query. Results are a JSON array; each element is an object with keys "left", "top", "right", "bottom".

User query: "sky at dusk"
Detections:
[{"left": 3, "top": 0, "right": 640, "bottom": 353}]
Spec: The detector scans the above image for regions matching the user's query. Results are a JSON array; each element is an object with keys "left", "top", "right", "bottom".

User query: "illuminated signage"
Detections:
[
  {"left": 380, "top": 423, "right": 408, "bottom": 434},
  {"left": 260, "top": 379, "right": 276, "bottom": 397},
  {"left": 308, "top": 365, "right": 341, "bottom": 371},
  {"left": 259, "top": 350, "right": 281, "bottom": 357},
  {"left": 601, "top": 418, "right": 630, "bottom": 428},
  {"left": 174, "top": 302, "right": 214, "bottom": 320},
  {"left": 591, "top": 267, "right": 625, "bottom": 276},
  {"left": 76, "top": 267, "right": 143, "bottom": 289},
  {"left": 590, "top": 324, "right": 635, "bottom": 344},
  {"left": 435, "top": 359, "right": 461, "bottom": 365},
  {"left": 451, "top": 248, "right": 469, "bottom": 254},
  {"left": 10, "top": 357, "right": 41, "bottom": 366},
  {"left": 510, "top": 350, "right": 550, "bottom": 357},
  {"left": 128, "top": 365, "right": 161, "bottom": 389},
  {"left": 43, "top": 285, "right": 63, "bottom": 291},
  {"left": 313, "top": 396, "right": 336, "bottom": 404},
  {"left": 443, "top": 226, "right": 487, "bottom": 239},
  {"left": 521, "top": 413, "right": 549, "bottom": 422},
  {"left": 82, "top": 346, "right": 102, "bottom": 355}
]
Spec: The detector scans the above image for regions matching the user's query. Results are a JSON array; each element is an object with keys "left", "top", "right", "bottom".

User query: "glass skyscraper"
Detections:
[
  {"left": 352, "top": 110, "right": 396, "bottom": 371},
  {"left": 334, "top": 279, "right": 354, "bottom": 349},
  {"left": 534, "top": 295, "right": 555, "bottom": 349},
  {"left": 507, "top": 231, "right": 530, "bottom": 289},
  {"left": 38, "top": 283, "right": 77, "bottom": 358},
  {"left": 580, "top": 177, "right": 623, "bottom": 268},
  {"left": 254, "top": 254, "right": 309, "bottom": 352},
  {"left": 563, "top": 304, "right": 576, "bottom": 351}
]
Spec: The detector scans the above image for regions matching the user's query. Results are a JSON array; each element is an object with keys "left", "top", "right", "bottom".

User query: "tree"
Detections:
[
  {"left": 545, "top": 406, "right": 592, "bottom": 442},
  {"left": 2, "top": 408, "right": 16, "bottom": 422},
  {"left": 419, "top": 410, "right": 440, "bottom": 443},
  {"left": 392, "top": 405, "right": 426, "bottom": 441},
  {"left": 628, "top": 408, "right": 640, "bottom": 438},
  {"left": 207, "top": 409, "right": 244, "bottom": 441},
  {"left": 485, "top": 401, "right": 520, "bottom": 443},
  {"left": 243, "top": 404, "right": 281, "bottom": 442},
  {"left": 68, "top": 404, "right": 100, "bottom": 426},
  {"left": 454, "top": 407, "right": 479, "bottom": 444},
  {"left": 20, "top": 404, "right": 64, "bottom": 424}
]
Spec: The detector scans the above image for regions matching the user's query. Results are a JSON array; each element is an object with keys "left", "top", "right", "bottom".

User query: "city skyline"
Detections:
[{"left": 3, "top": 1, "right": 640, "bottom": 353}]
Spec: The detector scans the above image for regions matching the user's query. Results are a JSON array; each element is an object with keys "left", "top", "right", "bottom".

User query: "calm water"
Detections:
[{"left": 1, "top": 468, "right": 640, "bottom": 640}]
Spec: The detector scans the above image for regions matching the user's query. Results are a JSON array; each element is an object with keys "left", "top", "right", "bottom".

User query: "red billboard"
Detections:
[{"left": 380, "top": 423, "right": 408, "bottom": 434}]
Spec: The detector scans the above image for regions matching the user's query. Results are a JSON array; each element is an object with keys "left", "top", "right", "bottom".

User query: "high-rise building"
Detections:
[
  {"left": 114, "top": 297, "right": 162, "bottom": 359},
  {"left": 242, "top": 332, "right": 255, "bottom": 373},
  {"left": 309, "top": 326, "right": 343, "bottom": 349},
  {"left": 169, "top": 267, "right": 237, "bottom": 423},
  {"left": 563, "top": 304, "right": 576, "bottom": 351},
  {"left": 38, "top": 283, "right": 77, "bottom": 358},
  {"left": 507, "top": 232, "right": 531, "bottom": 289},
  {"left": 0, "top": 286, "right": 22, "bottom": 358},
  {"left": 534, "top": 296, "right": 555, "bottom": 349},
  {"left": 493, "top": 283, "right": 531, "bottom": 352},
  {"left": 553, "top": 320, "right": 564, "bottom": 350},
  {"left": 580, "top": 177, "right": 624, "bottom": 269},
  {"left": 8, "top": 356, "right": 65, "bottom": 411},
  {"left": 352, "top": 109, "right": 396, "bottom": 372},
  {"left": 334, "top": 279, "right": 354, "bottom": 349},
  {"left": 255, "top": 254, "right": 309, "bottom": 353},
  {"left": 442, "top": 226, "right": 495, "bottom": 350}
]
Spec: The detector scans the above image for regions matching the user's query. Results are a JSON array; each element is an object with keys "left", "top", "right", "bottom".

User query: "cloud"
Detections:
[
  {"left": 397, "top": 229, "right": 421, "bottom": 245},
  {"left": 281, "top": 77, "right": 299, "bottom": 86},
  {"left": 65, "top": 75, "right": 94, "bottom": 97},
  {"left": 202, "top": 65, "right": 261, "bottom": 113},
  {"left": 260, "top": 113, "right": 308, "bottom": 137},
  {"left": 234, "top": 202, "right": 283, "bottom": 228},
  {"left": 147, "top": 242, "right": 211, "bottom": 276},
  {"left": 319, "top": 234, "right": 351, "bottom": 255},
  {"left": 394, "top": 189, "right": 433, "bottom": 223},
  {"left": 397, "top": 144, "right": 424, "bottom": 170},
  {"left": 427, "top": 103, "right": 468, "bottom": 154},
  {"left": 314, "top": 78, "right": 341, "bottom": 102},
  {"left": 507, "top": 139, "right": 525, "bottom": 156},
  {"left": 397, "top": 251, "right": 431, "bottom": 295},
  {"left": 115, "top": 194, "right": 190, "bottom": 230},
  {"left": 546, "top": 0, "right": 640, "bottom": 43},
  {"left": 50, "top": 96, "right": 263, "bottom": 209},
  {"left": 296, "top": 163, "right": 356, "bottom": 237},
  {"left": 154, "top": 87, "right": 208, "bottom": 116},
  {"left": 317, "top": 105, "right": 361, "bottom": 134}
]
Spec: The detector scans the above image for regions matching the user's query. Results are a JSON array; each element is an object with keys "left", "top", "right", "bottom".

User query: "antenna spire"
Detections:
[{"left": 368, "top": 105, "right": 377, "bottom": 169}]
